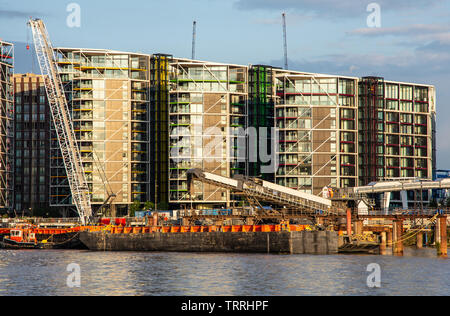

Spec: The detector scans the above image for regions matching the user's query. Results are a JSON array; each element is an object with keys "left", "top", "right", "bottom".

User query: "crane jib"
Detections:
[{"left": 29, "top": 19, "right": 93, "bottom": 225}]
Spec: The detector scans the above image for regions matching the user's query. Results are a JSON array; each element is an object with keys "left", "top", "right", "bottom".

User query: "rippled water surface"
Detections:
[{"left": 0, "top": 248, "right": 448, "bottom": 296}]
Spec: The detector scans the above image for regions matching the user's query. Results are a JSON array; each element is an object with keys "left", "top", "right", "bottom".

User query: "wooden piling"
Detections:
[
  {"left": 387, "top": 230, "right": 393, "bottom": 248},
  {"left": 393, "top": 220, "right": 404, "bottom": 255},
  {"left": 416, "top": 231, "right": 423, "bottom": 249},
  {"left": 346, "top": 209, "right": 352, "bottom": 237},
  {"left": 438, "top": 216, "right": 447, "bottom": 257},
  {"left": 380, "top": 231, "right": 387, "bottom": 255}
]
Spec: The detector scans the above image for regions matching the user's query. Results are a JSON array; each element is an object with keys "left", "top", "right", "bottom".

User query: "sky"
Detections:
[{"left": 1, "top": 0, "right": 450, "bottom": 169}]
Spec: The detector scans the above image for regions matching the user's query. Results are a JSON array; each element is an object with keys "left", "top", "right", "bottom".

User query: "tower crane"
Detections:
[
  {"left": 282, "top": 13, "right": 288, "bottom": 70},
  {"left": 192, "top": 20, "right": 197, "bottom": 60},
  {"left": 28, "top": 19, "right": 93, "bottom": 225}
]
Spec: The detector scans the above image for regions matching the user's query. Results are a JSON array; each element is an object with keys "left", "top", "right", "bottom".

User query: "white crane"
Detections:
[{"left": 28, "top": 19, "right": 93, "bottom": 225}]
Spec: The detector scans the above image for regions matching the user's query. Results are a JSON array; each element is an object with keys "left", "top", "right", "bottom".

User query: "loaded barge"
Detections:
[{"left": 79, "top": 224, "right": 339, "bottom": 255}]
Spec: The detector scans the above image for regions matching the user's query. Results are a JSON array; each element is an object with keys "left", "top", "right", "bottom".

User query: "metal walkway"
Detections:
[{"left": 335, "top": 178, "right": 450, "bottom": 200}]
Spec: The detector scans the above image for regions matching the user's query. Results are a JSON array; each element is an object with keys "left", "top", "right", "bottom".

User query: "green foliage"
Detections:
[
  {"left": 144, "top": 201, "right": 155, "bottom": 211},
  {"left": 129, "top": 200, "right": 142, "bottom": 217}
]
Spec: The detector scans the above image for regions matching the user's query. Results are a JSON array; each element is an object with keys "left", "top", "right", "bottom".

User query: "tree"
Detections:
[
  {"left": 129, "top": 200, "right": 142, "bottom": 217},
  {"left": 144, "top": 201, "right": 155, "bottom": 211},
  {"left": 446, "top": 197, "right": 450, "bottom": 208}
]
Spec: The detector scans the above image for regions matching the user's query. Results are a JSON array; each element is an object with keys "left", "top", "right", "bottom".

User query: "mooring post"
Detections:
[
  {"left": 153, "top": 213, "right": 159, "bottom": 226},
  {"left": 387, "top": 230, "right": 393, "bottom": 248},
  {"left": 346, "top": 208, "right": 352, "bottom": 237},
  {"left": 393, "top": 219, "right": 404, "bottom": 255},
  {"left": 438, "top": 216, "right": 447, "bottom": 257},
  {"left": 380, "top": 231, "right": 387, "bottom": 255},
  {"left": 435, "top": 220, "right": 441, "bottom": 245},
  {"left": 416, "top": 231, "right": 423, "bottom": 249}
]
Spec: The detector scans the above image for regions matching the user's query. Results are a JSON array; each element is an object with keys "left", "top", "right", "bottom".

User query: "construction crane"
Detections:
[
  {"left": 28, "top": 19, "right": 93, "bottom": 225},
  {"left": 282, "top": 13, "right": 288, "bottom": 70},
  {"left": 92, "top": 149, "right": 117, "bottom": 217},
  {"left": 192, "top": 20, "right": 197, "bottom": 60}
]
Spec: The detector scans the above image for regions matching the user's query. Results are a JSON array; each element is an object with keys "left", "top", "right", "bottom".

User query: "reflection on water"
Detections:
[{"left": 0, "top": 248, "right": 448, "bottom": 296}]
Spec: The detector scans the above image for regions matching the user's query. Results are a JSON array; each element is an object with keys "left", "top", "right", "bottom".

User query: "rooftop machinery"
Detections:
[{"left": 28, "top": 19, "right": 93, "bottom": 224}]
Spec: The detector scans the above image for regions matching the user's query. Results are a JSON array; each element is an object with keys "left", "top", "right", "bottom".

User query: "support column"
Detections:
[
  {"left": 346, "top": 208, "right": 352, "bottom": 237},
  {"left": 380, "top": 231, "right": 387, "bottom": 255},
  {"left": 354, "top": 220, "right": 364, "bottom": 236},
  {"left": 393, "top": 219, "right": 404, "bottom": 255},
  {"left": 435, "top": 220, "right": 441, "bottom": 244},
  {"left": 438, "top": 216, "right": 447, "bottom": 257},
  {"left": 387, "top": 230, "right": 393, "bottom": 248},
  {"left": 400, "top": 190, "right": 408, "bottom": 210},
  {"left": 416, "top": 232, "right": 423, "bottom": 249},
  {"left": 383, "top": 192, "right": 391, "bottom": 214}
]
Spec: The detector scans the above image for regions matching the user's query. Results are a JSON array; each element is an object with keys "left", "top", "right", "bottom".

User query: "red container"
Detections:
[
  {"left": 115, "top": 218, "right": 126, "bottom": 226},
  {"left": 100, "top": 218, "right": 111, "bottom": 225}
]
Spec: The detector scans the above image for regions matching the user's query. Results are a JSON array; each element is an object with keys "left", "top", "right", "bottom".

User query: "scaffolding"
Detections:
[{"left": 0, "top": 41, "right": 14, "bottom": 211}]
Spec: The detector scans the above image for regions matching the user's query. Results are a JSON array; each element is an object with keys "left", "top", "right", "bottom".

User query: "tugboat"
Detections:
[{"left": 1, "top": 226, "right": 39, "bottom": 249}]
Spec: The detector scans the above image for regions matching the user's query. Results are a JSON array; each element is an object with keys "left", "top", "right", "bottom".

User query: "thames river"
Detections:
[{"left": 0, "top": 248, "right": 448, "bottom": 296}]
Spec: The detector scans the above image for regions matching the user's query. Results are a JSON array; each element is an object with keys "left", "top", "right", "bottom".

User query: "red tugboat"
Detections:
[{"left": 1, "top": 225, "right": 39, "bottom": 249}]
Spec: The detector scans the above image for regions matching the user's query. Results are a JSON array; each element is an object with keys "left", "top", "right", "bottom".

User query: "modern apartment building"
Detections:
[
  {"left": 0, "top": 41, "right": 14, "bottom": 212},
  {"left": 13, "top": 74, "right": 51, "bottom": 215},
  {"left": 52, "top": 48, "right": 151, "bottom": 216},
  {"left": 274, "top": 70, "right": 359, "bottom": 195},
  {"left": 43, "top": 46, "right": 436, "bottom": 212},
  {"left": 167, "top": 58, "right": 248, "bottom": 209},
  {"left": 358, "top": 77, "right": 436, "bottom": 207}
]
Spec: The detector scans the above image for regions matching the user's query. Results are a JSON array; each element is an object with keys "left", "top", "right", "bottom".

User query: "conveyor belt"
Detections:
[{"left": 187, "top": 169, "right": 343, "bottom": 215}]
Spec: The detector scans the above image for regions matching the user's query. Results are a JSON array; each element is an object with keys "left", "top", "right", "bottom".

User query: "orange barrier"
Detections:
[
  {"left": 99, "top": 224, "right": 310, "bottom": 235},
  {"left": 0, "top": 224, "right": 310, "bottom": 237}
]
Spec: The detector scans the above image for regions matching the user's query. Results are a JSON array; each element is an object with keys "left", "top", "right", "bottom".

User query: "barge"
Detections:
[{"left": 79, "top": 225, "right": 339, "bottom": 255}]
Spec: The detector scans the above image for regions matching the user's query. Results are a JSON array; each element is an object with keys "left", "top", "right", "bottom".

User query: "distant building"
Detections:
[
  {"left": 13, "top": 73, "right": 51, "bottom": 215},
  {"left": 434, "top": 170, "right": 450, "bottom": 203}
]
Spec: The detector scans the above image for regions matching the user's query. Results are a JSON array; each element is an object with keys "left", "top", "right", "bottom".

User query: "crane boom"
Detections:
[
  {"left": 282, "top": 13, "right": 288, "bottom": 70},
  {"left": 28, "top": 19, "right": 92, "bottom": 224},
  {"left": 192, "top": 21, "right": 197, "bottom": 60}
]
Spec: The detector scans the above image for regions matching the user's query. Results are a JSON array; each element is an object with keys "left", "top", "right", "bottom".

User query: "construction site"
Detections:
[{"left": 0, "top": 19, "right": 448, "bottom": 257}]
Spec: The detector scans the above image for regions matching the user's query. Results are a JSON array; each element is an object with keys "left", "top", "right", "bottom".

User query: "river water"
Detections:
[{"left": 0, "top": 248, "right": 448, "bottom": 296}]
